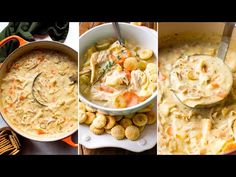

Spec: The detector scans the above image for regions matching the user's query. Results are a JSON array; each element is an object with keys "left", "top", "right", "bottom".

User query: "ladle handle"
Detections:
[
  {"left": 112, "top": 22, "right": 125, "bottom": 46},
  {"left": 217, "top": 22, "right": 235, "bottom": 60}
]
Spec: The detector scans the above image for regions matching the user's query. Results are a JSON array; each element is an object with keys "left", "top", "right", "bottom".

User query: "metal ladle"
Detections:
[{"left": 170, "top": 22, "right": 235, "bottom": 109}]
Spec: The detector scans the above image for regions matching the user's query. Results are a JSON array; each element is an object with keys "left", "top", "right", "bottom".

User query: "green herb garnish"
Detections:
[
  {"left": 117, "top": 55, "right": 121, "bottom": 60},
  {"left": 92, "top": 60, "right": 115, "bottom": 85}
]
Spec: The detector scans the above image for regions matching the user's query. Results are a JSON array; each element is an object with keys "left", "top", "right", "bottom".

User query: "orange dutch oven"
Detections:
[{"left": 0, "top": 35, "right": 78, "bottom": 148}]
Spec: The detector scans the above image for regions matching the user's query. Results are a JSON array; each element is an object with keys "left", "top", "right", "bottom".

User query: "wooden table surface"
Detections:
[{"left": 79, "top": 22, "right": 157, "bottom": 155}]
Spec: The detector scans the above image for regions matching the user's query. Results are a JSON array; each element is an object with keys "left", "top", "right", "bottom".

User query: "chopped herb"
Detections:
[
  {"left": 117, "top": 55, "right": 121, "bottom": 60},
  {"left": 92, "top": 60, "right": 115, "bottom": 85}
]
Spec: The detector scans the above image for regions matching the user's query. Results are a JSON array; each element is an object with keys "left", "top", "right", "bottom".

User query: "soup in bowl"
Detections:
[{"left": 79, "top": 23, "right": 157, "bottom": 115}]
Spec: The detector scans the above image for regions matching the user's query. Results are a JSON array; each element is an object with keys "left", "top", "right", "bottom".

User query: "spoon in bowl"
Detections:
[
  {"left": 170, "top": 22, "right": 235, "bottom": 109},
  {"left": 112, "top": 22, "right": 125, "bottom": 46}
]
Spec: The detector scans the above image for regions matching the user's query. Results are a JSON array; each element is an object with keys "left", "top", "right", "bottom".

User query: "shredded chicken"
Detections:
[
  {"left": 90, "top": 85, "right": 119, "bottom": 102},
  {"left": 90, "top": 50, "right": 110, "bottom": 83},
  {"left": 130, "top": 64, "right": 157, "bottom": 97},
  {"left": 105, "top": 70, "right": 129, "bottom": 87},
  {"left": 130, "top": 70, "right": 147, "bottom": 91}
]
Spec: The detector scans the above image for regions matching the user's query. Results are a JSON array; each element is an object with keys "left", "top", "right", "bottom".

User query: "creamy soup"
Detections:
[
  {"left": 158, "top": 33, "right": 236, "bottom": 154},
  {"left": 80, "top": 39, "right": 157, "bottom": 108},
  {"left": 170, "top": 55, "right": 233, "bottom": 108},
  {"left": 0, "top": 50, "right": 78, "bottom": 138}
]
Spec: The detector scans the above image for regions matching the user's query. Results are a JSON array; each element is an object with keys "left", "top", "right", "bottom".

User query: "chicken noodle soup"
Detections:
[
  {"left": 158, "top": 32, "right": 236, "bottom": 154},
  {"left": 80, "top": 39, "right": 157, "bottom": 108},
  {"left": 0, "top": 50, "right": 78, "bottom": 138},
  {"left": 170, "top": 55, "right": 233, "bottom": 108}
]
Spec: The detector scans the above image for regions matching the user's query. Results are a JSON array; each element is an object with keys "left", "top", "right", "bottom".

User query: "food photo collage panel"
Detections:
[{"left": 0, "top": 22, "right": 235, "bottom": 155}]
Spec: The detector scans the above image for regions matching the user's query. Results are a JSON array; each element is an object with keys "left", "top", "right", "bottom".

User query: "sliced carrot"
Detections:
[
  {"left": 166, "top": 126, "right": 173, "bottom": 136},
  {"left": 19, "top": 95, "right": 25, "bottom": 101},
  {"left": 222, "top": 142, "right": 236, "bottom": 153},
  {"left": 115, "top": 91, "right": 143, "bottom": 108},
  {"left": 99, "top": 85, "right": 114, "bottom": 93},
  {"left": 211, "top": 83, "right": 220, "bottom": 88},
  {"left": 123, "top": 91, "right": 133, "bottom": 101},
  {"left": 36, "top": 129, "right": 45, "bottom": 135},
  {"left": 138, "top": 96, "right": 148, "bottom": 102},
  {"left": 123, "top": 91, "right": 140, "bottom": 107},
  {"left": 110, "top": 54, "right": 124, "bottom": 65},
  {"left": 124, "top": 69, "right": 131, "bottom": 81},
  {"left": 120, "top": 49, "right": 131, "bottom": 64},
  {"left": 217, "top": 91, "right": 227, "bottom": 98},
  {"left": 127, "top": 96, "right": 139, "bottom": 107},
  {"left": 111, "top": 49, "right": 131, "bottom": 65}
]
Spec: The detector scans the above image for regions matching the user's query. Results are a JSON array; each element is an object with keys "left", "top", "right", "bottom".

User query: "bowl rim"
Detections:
[{"left": 79, "top": 22, "right": 157, "bottom": 113}]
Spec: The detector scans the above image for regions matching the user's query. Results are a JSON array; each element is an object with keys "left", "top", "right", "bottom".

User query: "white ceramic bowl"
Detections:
[{"left": 79, "top": 23, "right": 158, "bottom": 115}]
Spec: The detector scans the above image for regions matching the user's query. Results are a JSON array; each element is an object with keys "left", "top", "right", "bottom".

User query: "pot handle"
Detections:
[
  {"left": 62, "top": 135, "right": 78, "bottom": 148},
  {"left": 0, "top": 35, "right": 28, "bottom": 47}
]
